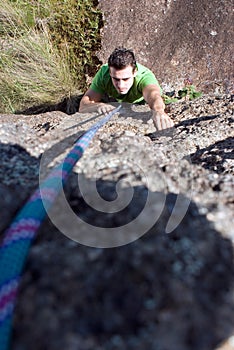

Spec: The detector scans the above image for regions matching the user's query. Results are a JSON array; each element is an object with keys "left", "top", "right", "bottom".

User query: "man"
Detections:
[{"left": 79, "top": 47, "right": 174, "bottom": 130}]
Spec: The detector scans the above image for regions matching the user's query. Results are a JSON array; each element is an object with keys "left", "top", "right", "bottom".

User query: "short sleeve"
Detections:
[
  {"left": 90, "top": 66, "right": 106, "bottom": 94},
  {"left": 137, "top": 69, "right": 162, "bottom": 94}
]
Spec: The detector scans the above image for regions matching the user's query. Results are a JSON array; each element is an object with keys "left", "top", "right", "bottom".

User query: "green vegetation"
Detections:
[
  {"left": 177, "top": 84, "right": 202, "bottom": 100},
  {"left": 0, "top": 0, "right": 102, "bottom": 113},
  {"left": 163, "top": 81, "right": 202, "bottom": 105}
]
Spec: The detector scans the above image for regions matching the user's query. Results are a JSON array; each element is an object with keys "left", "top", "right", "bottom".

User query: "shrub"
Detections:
[
  {"left": 0, "top": 29, "right": 77, "bottom": 113},
  {"left": 0, "top": 0, "right": 103, "bottom": 113},
  {"left": 47, "top": 0, "right": 103, "bottom": 90}
]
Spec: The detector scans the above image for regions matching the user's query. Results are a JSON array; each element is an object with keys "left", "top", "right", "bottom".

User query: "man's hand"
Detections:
[
  {"left": 97, "top": 103, "right": 115, "bottom": 115},
  {"left": 142, "top": 85, "right": 174, "bottom": 131},
  {"left": 79, "top": 89, "right": 116, "bottom": 114},
  {"left": 152, "top": 111, "right": 174, "bottom": 131}
]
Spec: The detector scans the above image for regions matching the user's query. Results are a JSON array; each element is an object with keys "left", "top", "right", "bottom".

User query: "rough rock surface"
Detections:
[
  {"left": 97, "top": 0, "right": 233, "bottom": 94},
  {"left": 0, "top": 93, "right": 234, "bottom": 349}
]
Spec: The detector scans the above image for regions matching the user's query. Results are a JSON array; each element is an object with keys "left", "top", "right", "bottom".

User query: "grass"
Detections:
[
  {"left": 0, "top": 29, "right": 78, "bottom": 113},
  {"left": 0, "top": 0, "right": 103, "bottom": 114}
]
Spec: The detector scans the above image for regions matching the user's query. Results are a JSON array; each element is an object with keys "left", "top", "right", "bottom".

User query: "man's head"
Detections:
[{"left": 108, "top": 47, "right": 137, "bottom": 95}]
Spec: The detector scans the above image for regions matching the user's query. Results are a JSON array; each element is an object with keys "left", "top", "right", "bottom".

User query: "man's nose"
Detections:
[{"left": 117, "top": 80, "right": 124, "bottom": 88}]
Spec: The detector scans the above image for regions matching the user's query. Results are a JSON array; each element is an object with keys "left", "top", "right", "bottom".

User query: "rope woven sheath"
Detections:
[{"left": 0, "top": 105, "right": 121, "bottom": 350}]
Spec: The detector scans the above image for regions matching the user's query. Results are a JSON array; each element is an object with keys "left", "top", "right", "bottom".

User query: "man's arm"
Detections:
[
  {"left": 143, "top": 84, "right": 174, "bottom": 130},
  {"left": 79, "top": 89, "right": 115, "bottom": 114}
]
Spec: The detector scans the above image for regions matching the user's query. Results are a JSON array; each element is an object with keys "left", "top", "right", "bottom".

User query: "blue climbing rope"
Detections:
[{"left": 0, "top": 105, "right": 121, "bottom": 350}]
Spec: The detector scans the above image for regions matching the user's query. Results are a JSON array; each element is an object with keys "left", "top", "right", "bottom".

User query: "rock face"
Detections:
[
  {"left": 0, "top": 93, "right": 234, "bottom": 349},
  {"left": 98, "top": 0, "right": 233, "bottom": 93}
]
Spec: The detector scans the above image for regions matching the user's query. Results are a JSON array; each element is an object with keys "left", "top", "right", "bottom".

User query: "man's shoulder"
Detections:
[
  {"left": 90, "top": 64, "right": 111, "bottom": 93},
  {"left": 136, "top": 63, "right": 153, "bottom": 76},
  {"left": 134, "top": 63, "right": 160, "bottom": 91},
  {"left": 99, "top": 63, "right": 110, "bottom": 76}
]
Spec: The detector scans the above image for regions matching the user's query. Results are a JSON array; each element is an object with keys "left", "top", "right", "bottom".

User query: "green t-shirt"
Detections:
[{"left": 90, "top": 63, "right": 161, "bottom": 103}]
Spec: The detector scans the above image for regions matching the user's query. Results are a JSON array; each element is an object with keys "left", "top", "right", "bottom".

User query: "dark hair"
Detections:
[{"left": 108, "top": 47, "right": 137, "bottom": 71}]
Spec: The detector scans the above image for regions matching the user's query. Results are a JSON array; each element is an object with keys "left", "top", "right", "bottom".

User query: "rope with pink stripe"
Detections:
[{"left": 0, "top": 105, "right": 121, "bottom": 350}]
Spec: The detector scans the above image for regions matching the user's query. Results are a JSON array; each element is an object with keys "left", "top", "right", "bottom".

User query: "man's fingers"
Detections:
[
  {"left": 153, "top": 113, "right": 174, "bottom": 131},
  {"left": 161, "top": 116, "right": 167, "bottom": 130},
  {"left": 97, "top": 104, "right": 115, "bottom": 115},
  {"left": 165, "top": 116, "right": 174, "bottom": 128},
  {"left": 157, "top": 117, "right": 163, "bottom": 131}
]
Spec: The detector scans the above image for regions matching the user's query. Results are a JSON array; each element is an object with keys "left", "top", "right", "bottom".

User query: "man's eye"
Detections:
[{"left": 112, "top": 77, "right": 129, "bottom": 82}]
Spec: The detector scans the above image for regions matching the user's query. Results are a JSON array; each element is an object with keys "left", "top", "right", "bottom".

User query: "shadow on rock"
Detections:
[
  {"left": 15, "top": 94, "right": 83, "bottom": 115},
  {"left": 190, "top": 136, "right": 233, "bottom": 174},
  {"left": 0, "top": 142, "right": 40, "bottom": 234},
  {"left": 176, "top": 114, "right": 220, "bottom": 128},
  {"left": 12, "top": 174, "right": 234, "bottom": 350},
  {"left": 0, "top": 127, "right": 88, "bottom": 235}
]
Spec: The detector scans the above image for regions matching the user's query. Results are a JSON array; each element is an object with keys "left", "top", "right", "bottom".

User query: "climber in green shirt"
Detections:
[{"left": 79, "top": 47, "right": 174, "bottom": 130}]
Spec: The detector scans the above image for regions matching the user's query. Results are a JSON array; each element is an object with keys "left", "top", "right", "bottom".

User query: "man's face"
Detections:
[{"left": 109, "top": 65, "right": 137, "bottom": 95}]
